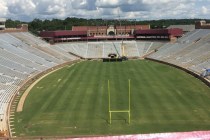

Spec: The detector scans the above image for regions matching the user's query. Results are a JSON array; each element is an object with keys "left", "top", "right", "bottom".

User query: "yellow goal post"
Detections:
[{"left": 108, "top": 79, "right": 131, "bottom": 124}]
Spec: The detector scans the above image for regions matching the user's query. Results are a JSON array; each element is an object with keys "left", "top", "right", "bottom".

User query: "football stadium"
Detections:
[{"left": 1, "top": 17, "right": 210, "bottom": 139}]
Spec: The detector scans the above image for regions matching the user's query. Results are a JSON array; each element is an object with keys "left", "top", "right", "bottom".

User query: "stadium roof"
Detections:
[
  {"left": 134, "top": 28, "right": 183, "bottom": 37},
  {"left": 40, "top": 30, "right": 87, "bottom": 38}
]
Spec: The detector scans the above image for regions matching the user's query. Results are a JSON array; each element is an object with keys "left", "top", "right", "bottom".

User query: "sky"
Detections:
[{"left": 0, "top": 0, "right": 210, "bottom": 21}]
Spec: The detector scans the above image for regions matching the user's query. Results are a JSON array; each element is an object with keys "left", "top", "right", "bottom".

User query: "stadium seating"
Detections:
[
  {"left": 148, "top": 29, "right": 210, "bottom": 76},
  {"left": 54, "top": 41, "right": 163, "bottom": 58},
  {"left": 87, "top": 42, "right": 103, "bottom": 58},
  {"left": 136, "top": 41, "right": 164, "bottom": 56},
  {"left": 122, "top": 41, "right": 139, "bottom": 57},
  {"left": 178, "top": 29, "right": 210, "bottom": 43},
  {"left": 0, "top": 32, "right": 79, "bottom": 131},
  {"left": 104, "top": 42, "right": 122, "bottom": 57},
  {"left": 53, "top": 43, "right": 85, "bottom": 59},
  {"left": 0, "top": 75, "right": 21, "bottom": 86},
  {"left": 10, "top": 32, "right": 48, "bottom": 47}
]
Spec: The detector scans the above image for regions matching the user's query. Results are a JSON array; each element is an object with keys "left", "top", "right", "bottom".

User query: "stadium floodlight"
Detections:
[{"left": 108, "top": 79, "right": 131, "bottom": 124}]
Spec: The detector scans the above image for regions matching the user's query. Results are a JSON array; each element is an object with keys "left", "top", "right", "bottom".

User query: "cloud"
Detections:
[
  {"left": 202, "top": 6, "right": 208, "bottom": 14},
  {"left": 120, "top": 3, "right": 149, "bottom": 12},
  {"left": 7, "top": 0, "right": 36, "bottom": 15},
  {"left": 1, "top": 0, "right": 210, "bottom": 21},
  {"left": 96, "top": 0, "right": 122, "bottom": 8},
  {"left": 72, "top": 0, "right": 96, "bottom": 10},
  {"left": 0, "top": 0, "right": 8, "bottom": 17}
]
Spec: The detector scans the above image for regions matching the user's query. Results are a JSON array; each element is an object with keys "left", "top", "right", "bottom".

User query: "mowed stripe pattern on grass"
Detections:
[{"left": 14, "top": 60, "right": 210, "bottom": 136}]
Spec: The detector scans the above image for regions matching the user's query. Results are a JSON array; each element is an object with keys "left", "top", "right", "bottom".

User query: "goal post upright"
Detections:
[
  {"left": 108, "top": 80, "right": 112, "bottom": 124},
  {"left": 128, "top": 79, "right": 131, "bottom": 124},
  {"left": 108, "top": 79, "right": 131, "bottom": 124}
]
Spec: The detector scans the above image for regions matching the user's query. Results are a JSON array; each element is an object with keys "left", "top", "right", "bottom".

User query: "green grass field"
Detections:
[{"left": 14, "top": 60, "right": 210, "bottom": 136}]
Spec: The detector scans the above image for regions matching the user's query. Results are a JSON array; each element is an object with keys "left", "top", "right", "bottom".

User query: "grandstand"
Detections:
[
  {"left": 148, "top": 29, "right": 210, "bottom": 75},
  {"left": 53, "top": 41, "right": 164, "bottom": 59},
  {"left": 0, "top": 32, "right": 80, "bottom": 136}
]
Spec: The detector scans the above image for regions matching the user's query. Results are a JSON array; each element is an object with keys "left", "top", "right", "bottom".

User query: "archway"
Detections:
[{"left": 108, "top": 31, "right": 115, "bottom": 36}]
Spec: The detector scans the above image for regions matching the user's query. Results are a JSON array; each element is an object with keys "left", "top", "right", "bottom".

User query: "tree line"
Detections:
[{"left": 5, "top": 18, "right": 210, "bottom": 35}]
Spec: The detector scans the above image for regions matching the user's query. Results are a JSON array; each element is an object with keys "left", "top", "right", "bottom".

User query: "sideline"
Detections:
[{"left": 16, "top": 62, "right": 78, "bottom": 112}]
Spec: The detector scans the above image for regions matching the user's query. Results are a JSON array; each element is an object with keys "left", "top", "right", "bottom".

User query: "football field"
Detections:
[{"left": 14, "top": 60, "right": 210, "bottom": 136}]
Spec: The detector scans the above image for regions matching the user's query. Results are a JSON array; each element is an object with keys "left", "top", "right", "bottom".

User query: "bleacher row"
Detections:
[
  {"left": 148, "top": 29, "right": 210, "bottom": 76},
  {"left": 53, "top": 41, "right": 164, "bottom": 58}
]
